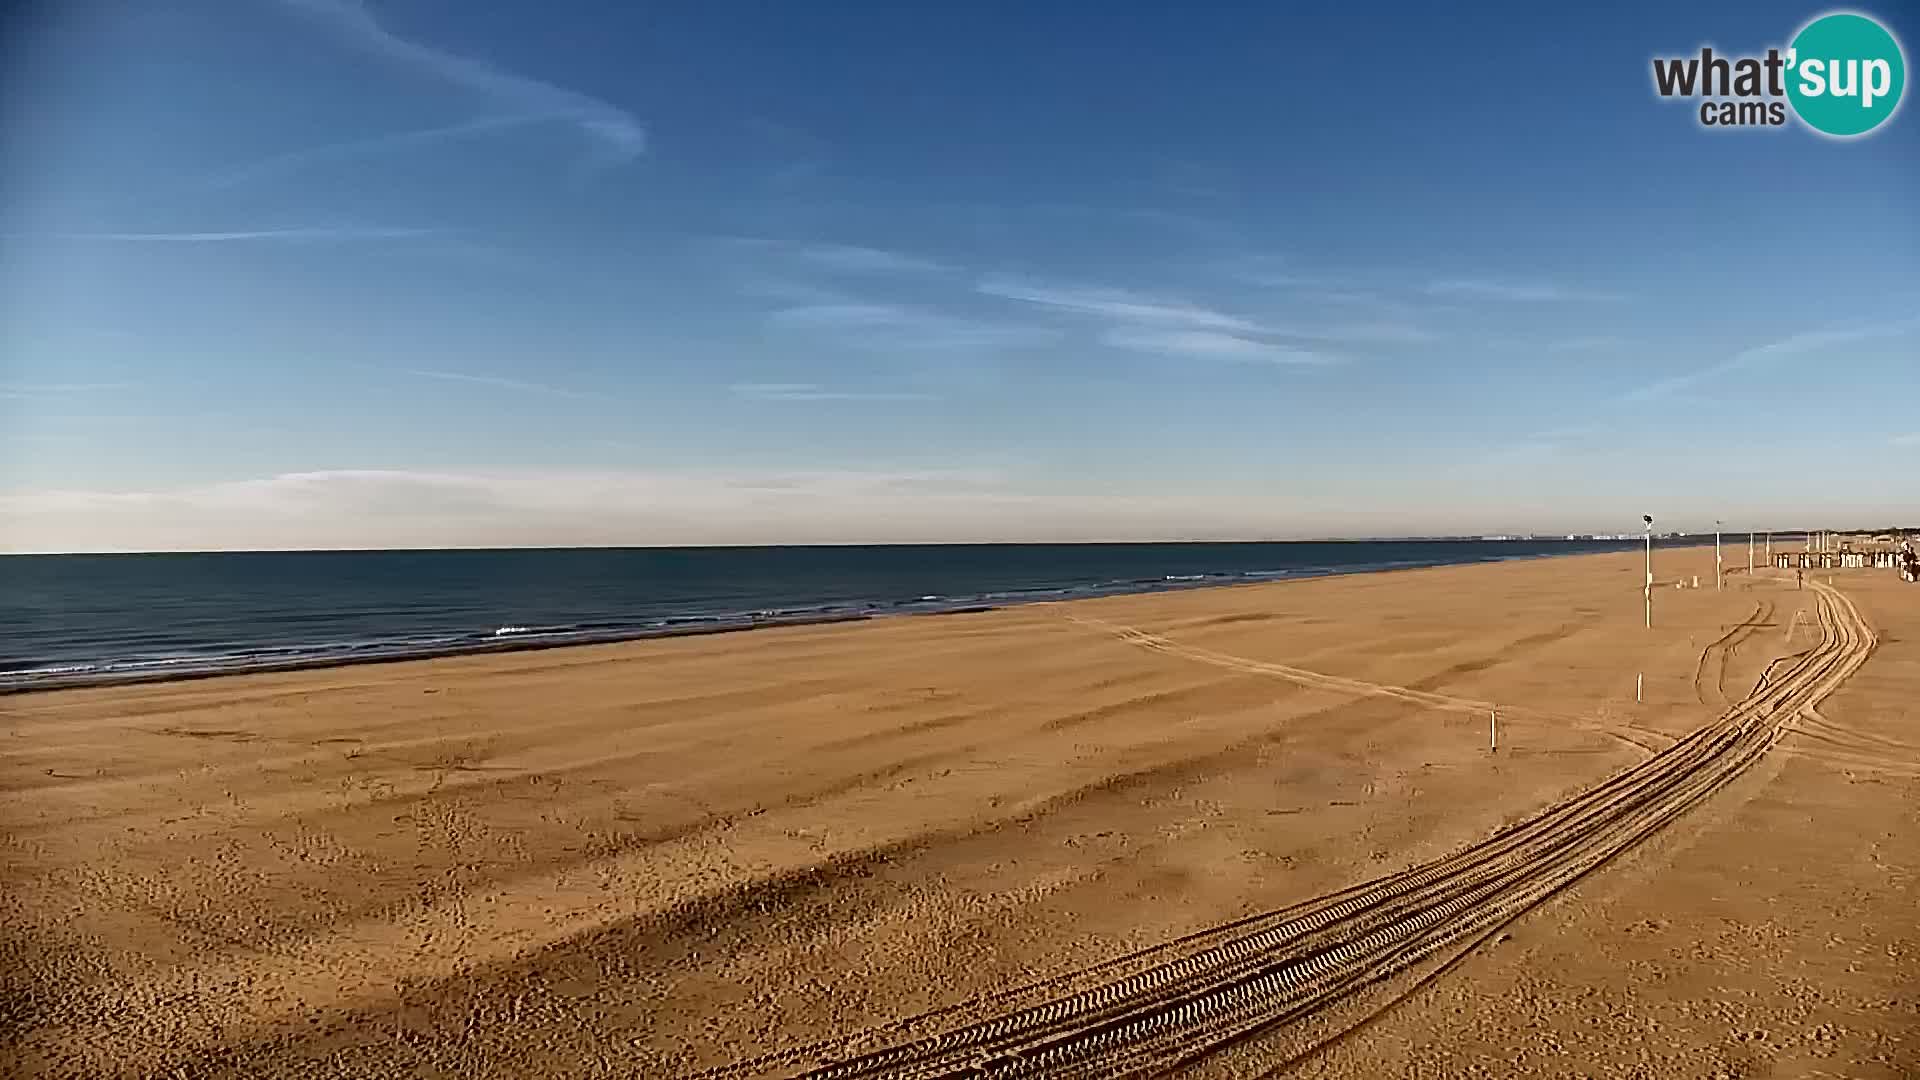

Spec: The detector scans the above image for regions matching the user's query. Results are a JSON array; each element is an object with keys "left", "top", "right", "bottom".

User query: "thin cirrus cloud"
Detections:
[
  {"left": 201, "top": 115, "right": 550, "bottom": 191},
  {"left": 1424, "top": 279, "right": 1624, "bottom": 303},
  {"left": 767, "top": 301, "right": 1055, "bottom": 350},
  {"left": 1302, "top": 322, "right": 1436, "bottom": 345},
  {"left": 1289, "top": 288, "right": 1459, "bottom": 328},
  {"left": 1547, "top": 335, "right": 1627, "bottom": 352},
  {"left": 1101, "top": 327, "right": 1336, "bottom": 365},
  {"left": 977, "top": 275, "right": 1264, "bottom": 333},
  {"left": 1213, "top": 254, "right": 1315, "bottom": 290},
  {"left": 979, "top": 274, "right": 1407, "bottom": 354},
  {"left": 0, "top": 382, "right": 134, "bottom": 398},
  {"left": 766, "top": 302, "right": 905, "bottom": 328},
  {"left": 1625, "top": 317, "right": 1920, "bottom": 401},
  {"left": 1526, "top": 422, "right": 1607, "bottom": 442},
  {"left": 729, "top": 382, "right": 937, "bottom": 402},
  {"left": 10, "top": 226, "right": 436, "bottom": 243},
  {"left": 276, "top": 0, "right": 645, "bottom": 166},
  {"left": 0, "top": 467, "right": 1344, "bottom": 552},
  {"left": 796, "top": 244, "right": 950, "bottom": 275},
  {"left": 401, "top": 368, "right": 601, "bottom": 400},
  {"left": 1, "top": 382, "right": 136, "bottom": 408}
]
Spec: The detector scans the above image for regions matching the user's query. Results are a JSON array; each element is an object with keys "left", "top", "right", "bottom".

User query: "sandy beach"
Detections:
[{"left": 3, "top": 547, "right": 1914, "bottom": 1077}]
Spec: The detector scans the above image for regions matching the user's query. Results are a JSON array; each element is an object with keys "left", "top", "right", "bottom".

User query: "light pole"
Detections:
[
  {"left": 1715, "top": 519, "right": 1723, "bottom": 591},
  {"left": 1643, "top": 514, "right": 1654, "bottom": 629}
]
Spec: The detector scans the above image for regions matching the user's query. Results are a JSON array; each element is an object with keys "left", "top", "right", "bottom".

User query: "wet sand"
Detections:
[{"left": 3, "top": 547, "right": 1913, "bottom": 1077}]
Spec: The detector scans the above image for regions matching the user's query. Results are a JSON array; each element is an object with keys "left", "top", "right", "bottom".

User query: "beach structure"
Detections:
[{"left": 1775, "top": 536, "right": 1915, "bottom": 576}]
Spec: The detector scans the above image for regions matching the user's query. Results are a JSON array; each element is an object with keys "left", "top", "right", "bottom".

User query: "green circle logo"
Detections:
[{"left": 1786, "top": 12, "right": 1906, "bottom": 136}]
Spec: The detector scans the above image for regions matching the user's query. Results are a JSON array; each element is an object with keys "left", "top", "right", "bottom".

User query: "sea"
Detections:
[{"left": 1, "top": 540, "right": 1644, "bottom": 691}]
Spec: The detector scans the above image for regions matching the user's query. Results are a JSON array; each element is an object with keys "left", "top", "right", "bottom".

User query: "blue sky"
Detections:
[{"left": 2, "top": 0, "right": 1916, "bottom": 550}]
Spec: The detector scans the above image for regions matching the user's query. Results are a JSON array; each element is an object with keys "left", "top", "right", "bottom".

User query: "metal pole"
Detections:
[
  {"left": 1644, "top": 524, "right": 1653, "bottom": 629},
  {"left": 1716, "top": 520, "right": 1723, "bottom": 591},
  {"left": 1749, "top": 531, "right": 1754, "bottom": 576},
  {"left": 1490, "top": 708, "right": 1497, "bottom": 752}
]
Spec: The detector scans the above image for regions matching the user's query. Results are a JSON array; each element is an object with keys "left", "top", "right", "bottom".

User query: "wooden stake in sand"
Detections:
[
  {"left": 1637, "top": 673, "right": 1643, "bottom": 703},
  {"left": 1489, "top": 708, "right": 1497, "bottom": 752}
]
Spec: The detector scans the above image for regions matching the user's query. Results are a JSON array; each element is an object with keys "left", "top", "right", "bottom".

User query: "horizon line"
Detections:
[{"left": 0, "top": 532, "right": 1855, "bottom": 557}]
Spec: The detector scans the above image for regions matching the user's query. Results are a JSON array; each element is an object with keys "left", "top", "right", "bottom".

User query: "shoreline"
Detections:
[{"left": 2, "top": 543, "right": 1654, "bottom": 695}]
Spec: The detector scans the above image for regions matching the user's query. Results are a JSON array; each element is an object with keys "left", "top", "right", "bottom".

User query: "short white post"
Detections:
[
  {"left": 1636, "top": 673, "right": 1643, "bottom": 703},
  {"left": 1489, "top": 708, "right": 1497, "bottom": 752}
]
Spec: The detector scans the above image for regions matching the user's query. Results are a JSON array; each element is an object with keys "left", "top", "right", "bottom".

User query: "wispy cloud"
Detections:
[
  {"left": 1425, "top": 279, "right": 1624, "bottom": 303},
  {"left": 401, "top": 368, "right": 600, "bottom": 399},
  {"left": 1152, "top": 160, "right": 1236, "bottom": 202},
  {"left": 1302, "top": 322, "right": 1436, "bottom": 345},
  {"left": 769, "top": 303, "right": 909, "bottom": 328},
  {"left": 1101, "top": 328, "right": 1336, "bottom": 365},
  {"left": 279, "top": 0, "right": 645, "bottom": 167},
  {"left": 0, "top": 382, "right": 134, "bottom": 401},
  {"left": 1118, "top": 208, "right": 1242, "bottom": 246},
  {"left": 744, "top": 117, "right": 830, "bottom": 190},
  {"left": 9, "top": 226, "right": 435, "bottom": 243},
  {"left": 797, "top": 244, "right": 949, "bottom": 275},
  {"left": 1527, "top": 422, "right": 1606, "bottom": 441},
  {"left": 979, "top": 274, "right": 1419, "bottom": 354},
  {"left": 0, "top": 382, "right": 133, "bottom": 394},
  {"left": 202, "top": 115, "right": 547, "bottom": 191},
  {"left": 1213, "top": 254, "right": 1311, "bottom": 289},
  {"left": 768, "top": 301, "right": 1053, "bottom": 350},
  {"left": 1547, "top": 335, "right": 1627, "bottom": 352},
  {"left": 730, "top": 382, "right": 936, "bottom": 402},
  {"left": 1288, "top": 286, "right": 1464, "bottom": 324},
  {"left": 1625, "top": 318, "right": 1920, "bottom": 401},
  {"left": 0, "top": 467, "right": 1344, "bottom": 551},
  {"left": 978, "top": 275, "right": 1264, "bottom": 333}
]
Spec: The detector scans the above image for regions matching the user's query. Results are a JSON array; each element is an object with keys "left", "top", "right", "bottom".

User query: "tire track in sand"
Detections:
[
  {"left": 704, "top": 581, "right": 1875, "bottom": 1078},
  {"left": 1779, "top": 704, "right": 1920, "bottom": 778},
  {"left": 1691, "top": 600, "right": 1773, "bottom": 707},
  {"left": 1061, "top": 614, "right": 1664, "bottom": 754}
]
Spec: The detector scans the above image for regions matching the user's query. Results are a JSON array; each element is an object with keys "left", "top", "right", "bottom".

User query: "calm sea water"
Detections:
[{"left": 1, "top": 540, "right": 1641, "bottom": 690}]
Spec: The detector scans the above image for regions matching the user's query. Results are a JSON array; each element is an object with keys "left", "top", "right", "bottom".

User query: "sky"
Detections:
[{"left": 1, "top": 0, "right": 1916, "bottom": 552}]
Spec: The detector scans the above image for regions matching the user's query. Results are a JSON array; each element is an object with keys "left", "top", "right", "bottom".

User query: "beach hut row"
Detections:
[{"left": 1773, "top": 551, "right": 1905, "bottom": 569}]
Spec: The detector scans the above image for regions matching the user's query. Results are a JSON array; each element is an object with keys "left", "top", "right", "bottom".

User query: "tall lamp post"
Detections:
[{"left": 1643, "top": 515, "right": 1654, "bottom": 629}]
